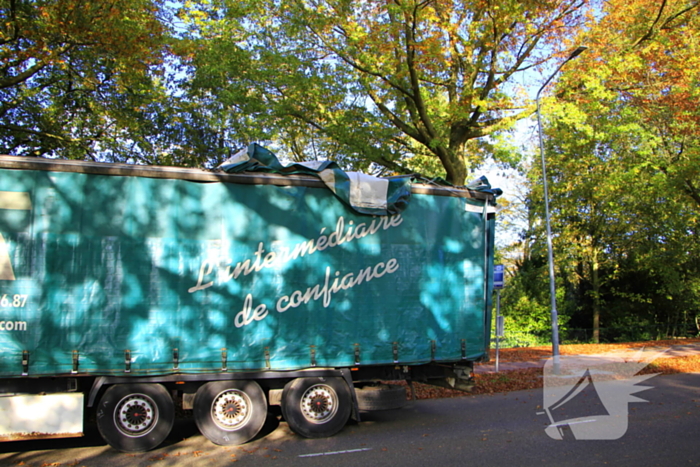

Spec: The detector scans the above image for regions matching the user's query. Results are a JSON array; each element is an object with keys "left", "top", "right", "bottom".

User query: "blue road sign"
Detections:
[{"left": 494, "top": 264, "right": 505, "bottom": 289}]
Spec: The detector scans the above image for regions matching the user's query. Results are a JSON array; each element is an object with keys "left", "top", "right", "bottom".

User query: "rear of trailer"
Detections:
[{"left": 0, "top": 153, "right": 497, "bottom": 451}]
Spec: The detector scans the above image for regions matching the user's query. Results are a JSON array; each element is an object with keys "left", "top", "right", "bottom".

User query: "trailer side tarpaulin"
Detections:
[{"left": 0, "top": 156, "right": 496, "bottom": 377}]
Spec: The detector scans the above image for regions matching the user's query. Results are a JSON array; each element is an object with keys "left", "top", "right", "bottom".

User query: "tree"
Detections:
[
  {"left": 0, "top": 0, "right": 172, "bottom": 161},
  {"left": 183, "top": 0, "right": 591, "bottom": 183},
  {"left": 531, "top": 0, "right": 700, "bottom": 341},
  {"left": 568, "top": 0, "right": 700, "bottom": 210}
]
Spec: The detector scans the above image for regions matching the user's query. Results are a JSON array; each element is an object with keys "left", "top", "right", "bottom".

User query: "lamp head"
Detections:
[{"left": 568, "top": 46, "right": 588, "bottom": 61}]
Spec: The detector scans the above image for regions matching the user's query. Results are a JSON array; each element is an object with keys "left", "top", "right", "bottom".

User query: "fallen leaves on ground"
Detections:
[
  {"left": 398, "top": 368, "right": 545, "bottom": 399},
  {"left": 641, "top": 354, "right": 700, "bottom": 375},
  {"left": 392, "top": 339, "right": 700, "bottom": 399},
  {"left": 492, "top": 338, "right": 700, "bottom": 363}
]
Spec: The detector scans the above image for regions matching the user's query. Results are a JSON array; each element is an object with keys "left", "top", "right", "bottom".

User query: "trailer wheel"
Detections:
[
  {"left": 281, "top": 377, "right": 351, "bottom": 438},
  {"left": 193, "top": 380, "right": 267, "bottom": 446},
  {"left": 96, "top": 383, "right": 174, "bottom": 452}
]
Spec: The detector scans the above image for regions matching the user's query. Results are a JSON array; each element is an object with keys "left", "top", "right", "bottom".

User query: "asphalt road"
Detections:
[{"left": 1, "top": 373, "right": 698, "bottom": 467}]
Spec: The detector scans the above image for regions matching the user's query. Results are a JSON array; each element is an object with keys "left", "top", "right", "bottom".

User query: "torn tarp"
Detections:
[
  {"left": 219, "top": 143, "right": 412, "bottom": 216},
  {"left": 466, "top": 175, "right": 504, "bottom": 198}
]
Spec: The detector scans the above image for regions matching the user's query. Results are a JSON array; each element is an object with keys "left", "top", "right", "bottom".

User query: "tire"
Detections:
[
  {"left": 281, "top": 377, "right": 351, "bottom": 439},
  {"left": 96, "top": 383, "right": 175, "bottom": 452},
  {"left": 193, "top": 380, "right": 267, "bottom": 446},
  {"left": 355, "top": 384, "right": 407, "bottom": 411}
]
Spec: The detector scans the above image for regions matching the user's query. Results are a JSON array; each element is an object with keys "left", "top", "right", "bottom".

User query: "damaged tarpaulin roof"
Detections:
[
  {"left": 466, "top": 175, "right": 503, "bottom": 198},
  {"left": 219, "top": 143, "right": 412, "bottom": 216}
]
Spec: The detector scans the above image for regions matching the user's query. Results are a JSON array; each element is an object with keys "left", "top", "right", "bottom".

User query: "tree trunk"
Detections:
[{"left": 441, "top": 144, "right": 468, "bottom": 187}]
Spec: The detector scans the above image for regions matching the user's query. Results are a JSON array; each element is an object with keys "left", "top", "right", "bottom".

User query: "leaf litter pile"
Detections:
[{"left": 396, "top": 338, "right": 700, "bottom": 400}]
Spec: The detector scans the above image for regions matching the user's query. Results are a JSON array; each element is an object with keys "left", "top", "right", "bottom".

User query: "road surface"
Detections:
[{"left": 1, "top": 373, "right": 698, "bottom": 467}]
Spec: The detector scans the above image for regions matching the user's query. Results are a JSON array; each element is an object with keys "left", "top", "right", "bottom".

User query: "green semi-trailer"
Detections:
[{"left": 0, "top": 150, "right": 497, "bottom": 451}]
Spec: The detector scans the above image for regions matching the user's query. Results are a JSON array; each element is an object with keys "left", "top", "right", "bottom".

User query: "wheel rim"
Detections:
[
  {"left": 211, "top": 389, "right": 252, "bottom": 431},
  {"left": 300, "top": 384, "right": 338, "bottom": 424},
  {"left": 114, "top": 393, "right": 158, "bottom": 437}
]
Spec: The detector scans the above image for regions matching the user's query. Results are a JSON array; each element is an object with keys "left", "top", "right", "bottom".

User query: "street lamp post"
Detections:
[{"left": 536, "top": 46, "right": 587, "bottom": 369}]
